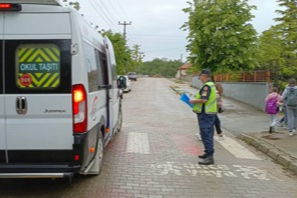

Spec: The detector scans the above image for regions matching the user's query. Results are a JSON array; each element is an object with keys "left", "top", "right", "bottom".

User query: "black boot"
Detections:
[
  {"left": 269, "top": 126, "right": 272, "bottom": 134},
  {"left": 198, "top": 153, "right": 207, "bottom": 159},
  {"left": 272, "top": 126, "right": 276, "bottom": 133},
  {"left": 198, "top": 156, "right": 214, "bottom": 165}
]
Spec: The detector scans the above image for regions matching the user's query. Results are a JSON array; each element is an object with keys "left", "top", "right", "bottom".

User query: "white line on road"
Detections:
[
  {"left": 127, "top": 132, "right": 150, "bottom": 154},
  {"left": 214, "top": 136, "right": 262, "bottom": 160}
]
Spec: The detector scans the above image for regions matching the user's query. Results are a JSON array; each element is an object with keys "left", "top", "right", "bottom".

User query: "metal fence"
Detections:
[{"left": 214, "top": 70, "right": 271, "bottom": 83}]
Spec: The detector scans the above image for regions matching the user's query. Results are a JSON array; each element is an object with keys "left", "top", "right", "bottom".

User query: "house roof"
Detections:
[{"left": 178, "top": 63, "right": 192, "bottom": 70}]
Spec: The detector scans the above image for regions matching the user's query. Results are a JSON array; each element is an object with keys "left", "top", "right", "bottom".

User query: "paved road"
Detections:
[
  {"left": 172, "top": 82, "right": 270, "bottom": 135},
  {"left": 0, "top": 78, "right": 297, "bottom": 198}
]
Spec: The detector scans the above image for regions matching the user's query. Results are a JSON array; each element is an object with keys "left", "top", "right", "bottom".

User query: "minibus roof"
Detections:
[{"left": 0, "top": 0, "right": 61, "bottom": 6}]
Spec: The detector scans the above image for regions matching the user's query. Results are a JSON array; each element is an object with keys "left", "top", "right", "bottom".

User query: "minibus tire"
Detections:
[
  {"left": 89, "top": 131, "right": 104, "bottom": 176},
  {"left": 97, "top": 131, "right": 104, "bottom": 175},
  {"left": 117, "top": 108, "right": 123, "bottom": 132}
]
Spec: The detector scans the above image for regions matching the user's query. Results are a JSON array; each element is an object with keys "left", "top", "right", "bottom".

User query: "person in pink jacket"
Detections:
[{"left": 265, "top": 87, "right": 282, "bottom": 133}]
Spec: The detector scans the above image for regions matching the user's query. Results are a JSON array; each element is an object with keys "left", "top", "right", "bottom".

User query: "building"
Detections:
[{"left": 176, "top": 63, "right": 192, "bottom": 81}]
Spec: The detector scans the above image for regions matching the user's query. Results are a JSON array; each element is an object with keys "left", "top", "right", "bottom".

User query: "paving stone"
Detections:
[{"left": 0, "top": 79, "right": 297, "bottom": 198}]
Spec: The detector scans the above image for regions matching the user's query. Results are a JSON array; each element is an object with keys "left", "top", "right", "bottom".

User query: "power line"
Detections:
[
  {"left": 96, "top": 0, "right": 122, "bottom": 31},
  {"left": 127, "top": 41, "right": 187, "bottom": 46},
  {"left": 86, "top": 0, "right": 118, "bottom": 31},
  {"left": 129, "top": 33, "right": 184, "bottom": 38},
  {"left": 114, "top": 0, "right": 136, "bottom": 34},
  {"left": 109, "top": 0, "right": 136, "bottom": 35},
  {"left": 115, "top": 0, "right": 131, "bottom": 22},
  {"left": 145, "top": 47, "right": 186, "bottom": 53},
  {"left": 106, "top": 0, "right": 125, "bottom": 22},
  {"left": 88, "top": 0, "right": 121, "bottom": 32}
]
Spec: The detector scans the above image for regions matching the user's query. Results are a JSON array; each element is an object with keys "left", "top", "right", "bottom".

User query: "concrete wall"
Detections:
[
  {"left": 181, "top": 75, "right": 192, "bottom": 82},
  {"left": 191, "top": 76, "right": 269, "bottom": 111},
  {"left": 192, "top": 75, "right": 203, "bottom": 89},
  {"left": 221, "top": 82, "right": 269, "bottom": 111}
]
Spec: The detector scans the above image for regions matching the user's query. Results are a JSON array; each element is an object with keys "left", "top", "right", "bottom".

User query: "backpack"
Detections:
[
  {"left": 286, "top": 88, "right": 297, "bottom": 107},
  {"left": 266, "top": 96, "right": 278, "bottom": 114},
  {"left": 217, "top": 93, "right": 224, "bottom": 113}
]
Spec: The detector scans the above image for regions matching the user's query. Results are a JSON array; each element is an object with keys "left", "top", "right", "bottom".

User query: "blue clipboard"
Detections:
[{"left": 180, "top": 93, "right": 194, "bottom": 108}]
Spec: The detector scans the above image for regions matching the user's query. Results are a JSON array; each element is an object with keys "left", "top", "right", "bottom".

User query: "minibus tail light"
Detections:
[
  {"left": 0, "top": 4, "right": 22, "bottom": 11},
  {"left": 73, "top": 84, "right": 87, "bottom": 133}
]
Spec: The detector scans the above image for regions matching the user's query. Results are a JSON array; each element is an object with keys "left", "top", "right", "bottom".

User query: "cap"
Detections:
[{"left": 199, "top": 69, "right": 211, "bottom": 76}]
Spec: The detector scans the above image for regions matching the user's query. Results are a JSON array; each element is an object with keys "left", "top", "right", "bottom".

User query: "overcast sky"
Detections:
[{"left": 65, "top": 0, "right": 280, "bottom": 62}]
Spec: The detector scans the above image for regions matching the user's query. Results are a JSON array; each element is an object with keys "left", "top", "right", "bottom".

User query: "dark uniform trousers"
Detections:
[{"left": 197, "top": 112, "right": 216, "bottom": 156}]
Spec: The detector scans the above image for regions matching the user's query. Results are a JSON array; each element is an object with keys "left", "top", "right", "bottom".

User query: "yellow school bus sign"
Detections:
[{"left": 16, "top": 44, "right": 61, "bottom": 89}]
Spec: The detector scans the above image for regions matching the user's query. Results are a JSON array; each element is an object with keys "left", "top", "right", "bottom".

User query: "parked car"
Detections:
[{"left": 127, "top": 72, "right": 137, "bottom": 81}]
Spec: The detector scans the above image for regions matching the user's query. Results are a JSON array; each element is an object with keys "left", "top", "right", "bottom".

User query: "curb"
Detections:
[
  {"left": 237, "top": 134, "right": 297, "bottom": 174},
  {"left": 170, "top": 86, "right": 185, "bottom": 96},
  {"left": 171, "top": 85, "right": 297, "bottom": 174}
]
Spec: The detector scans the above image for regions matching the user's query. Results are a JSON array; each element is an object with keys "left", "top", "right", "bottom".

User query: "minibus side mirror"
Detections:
[{"left": 117, "top": 76, "right": 127, "bottom": 89}]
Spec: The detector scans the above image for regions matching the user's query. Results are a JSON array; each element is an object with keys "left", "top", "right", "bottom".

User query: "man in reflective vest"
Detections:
[{"left": 190, "top": 69, "right": 217, "bottom": 165}]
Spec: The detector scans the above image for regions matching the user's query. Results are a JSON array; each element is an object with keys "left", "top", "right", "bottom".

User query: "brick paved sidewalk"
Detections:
[
  {"left": 0, "top": 78, "right": 296, "bottom": 198},
  {"left": 171, "top": 80, "right": 297, "bottom": 175}
]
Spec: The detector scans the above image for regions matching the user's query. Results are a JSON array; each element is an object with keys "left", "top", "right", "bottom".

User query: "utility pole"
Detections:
[
  {"left": 179, "top": 54, "right": 183, "bottom": 81},
  {"left": 118, "top": 21, "right": 132, "bottom": 39},
  {"left": 118, "top": 21, "right": 132, "bottom": 74}
]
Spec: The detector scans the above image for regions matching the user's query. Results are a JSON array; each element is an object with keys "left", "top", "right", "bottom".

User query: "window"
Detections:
[
  {"left": 5, "top": 39, "right": 71, "bottom": 94},
  {"left": 95, "top": 50, "right": 108, "bottom": 86},
  {"left": 112, "top": 63, "right": 118, "bottom": 81},
  {"left": 83, "top": 42, "right": 99, "bottom": 92},
  {"left": 16, "top": 44, "right": 61, "bottom": 89}
]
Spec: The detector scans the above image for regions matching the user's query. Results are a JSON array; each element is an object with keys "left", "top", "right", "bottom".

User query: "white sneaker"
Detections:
[
  {"left": 195, "top": 133, "right": 202, "bottom": 141},
  {"left": 289, "top": 132, "right": 294, "bottom": 136},
  {"left": 218, "top": 134, "right": 225, "bottom": 140},
  {"left": 293, "top": 129, "right": 296, "bottom": 133}
]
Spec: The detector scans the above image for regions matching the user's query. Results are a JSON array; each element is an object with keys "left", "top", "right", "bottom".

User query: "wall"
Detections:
[
  {"left": 181, "top": 75, "right": 192, "bottom": 82},
  {"left": 221, "top": 82, "right": 269, "bottom": 111},
  {"left": 191, "top": 76, "right": 269, "bottom": 111},
  {"left": 175, "top": 71, "right": 192, "bottom": 82},
  {"left": 191, "top": 75, "right": 203, "bottom": 89}
]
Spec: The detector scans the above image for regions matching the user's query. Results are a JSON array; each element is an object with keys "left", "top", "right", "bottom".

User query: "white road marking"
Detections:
[
  {"left": 123, "top": 123, "right": 133, "bottom": 127},
  {"left": 127, "top": 132, "right": 150, "bottom": 154},
  {"left": 214, "top": 136, "right": 261, "bottom": 160},
  {"left": 150, "top": 162, "right": 282, "bottom": 181}
]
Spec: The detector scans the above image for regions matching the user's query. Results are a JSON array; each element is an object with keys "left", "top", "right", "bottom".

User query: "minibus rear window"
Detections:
[{"left": 15, "top": 44, "right": 61, "bottom": 90}]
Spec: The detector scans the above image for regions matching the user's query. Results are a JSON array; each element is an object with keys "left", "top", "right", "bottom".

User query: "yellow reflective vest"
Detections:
[{"left": 192, "top": 81, "right": 217, "bottom": 114}]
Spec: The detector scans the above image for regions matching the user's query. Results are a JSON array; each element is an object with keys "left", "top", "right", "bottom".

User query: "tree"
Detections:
[
  {"left": 62, "top": 0, "right": 80, "bottom": 11},
  {"left": 271, "top": 0, "right": 297, "bottom": 86},
  {"left": 100, "top": 30, "right": 133, "bottom": 74},
  {"left": 139, "top": 58, "right": 182, "bottom": 77},
  {"left": 275, "top": 0, "right": 297, "bottom": 52},
  {"left": 131, "top": 44, "right": 145, "bottom": 72},
  {"left": 257, "top": 25, "right": 288, "bottom": 88},
  {"left": 257, "top": 26, "right": 285, "bottom": 68},
  {"left": 182, "top": 0, "right": 258, "bottom": 73}
]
